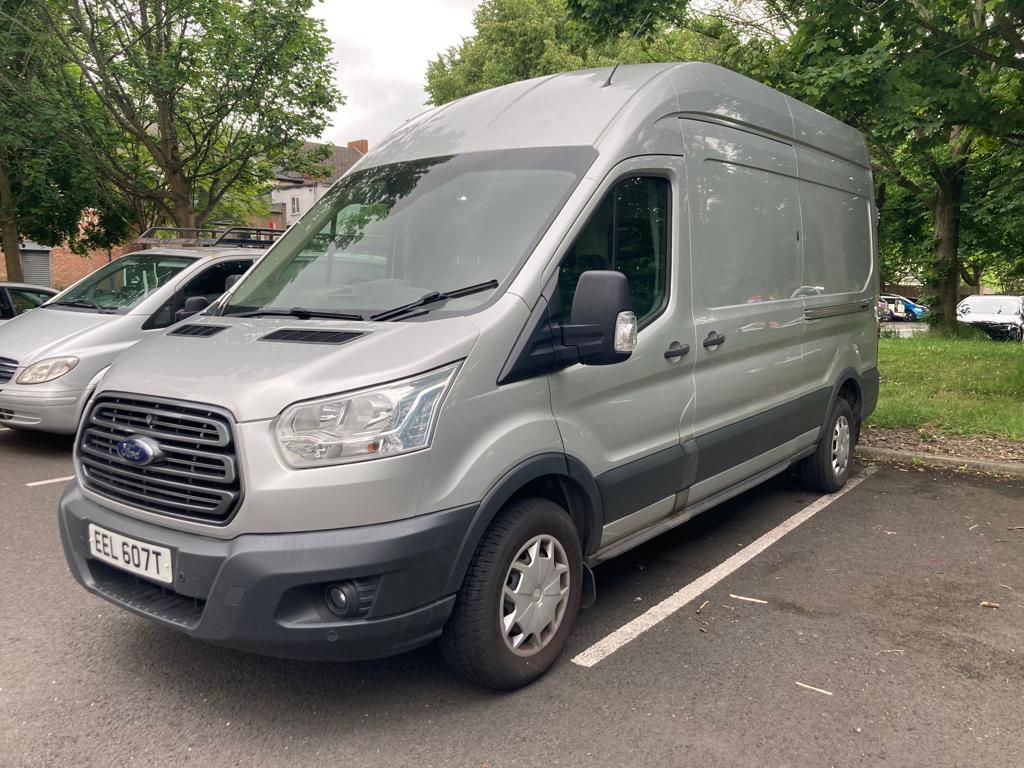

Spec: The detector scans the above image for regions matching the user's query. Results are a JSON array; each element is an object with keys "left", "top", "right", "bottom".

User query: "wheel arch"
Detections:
[{"left": 443, "top": 453, "right": 603, "bottom": 595}]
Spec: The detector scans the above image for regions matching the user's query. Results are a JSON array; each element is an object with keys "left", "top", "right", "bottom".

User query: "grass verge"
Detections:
[{"left": 870, "top": 334, "right": 1024, "bottom": 440}]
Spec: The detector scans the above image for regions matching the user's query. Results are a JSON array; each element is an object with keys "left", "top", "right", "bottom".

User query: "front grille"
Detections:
[
  {"left": 261, "top": 328, "right": 362, "bottom": 344},
  {"left": 88, "top": 560, "right": 206, "bottom": 628},
  {"left": 79, "top": 394, "right": 242, "bottom": 524},
  {"left": 0, "top": 357, "right": 17, "bottom": 384}
]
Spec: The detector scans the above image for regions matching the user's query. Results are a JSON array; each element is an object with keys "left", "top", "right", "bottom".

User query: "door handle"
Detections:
[
  {"left": 703, "top": 331, "right": 726, "bottom": 349},
  {"left": 664, "top": 342, "right": 690, "bottom": 360}
]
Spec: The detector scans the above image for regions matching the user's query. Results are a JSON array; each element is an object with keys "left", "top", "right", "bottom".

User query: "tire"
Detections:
[
  {"left": 441, "top": 497, "right": 583, "bottom": 690},
  {"left": 798, "top": 397, "right": 855, "bottom": 493}
]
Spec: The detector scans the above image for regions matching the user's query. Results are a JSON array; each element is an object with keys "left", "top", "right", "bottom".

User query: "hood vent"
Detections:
[
  {"left": 260, "top": 328, "right": 363, "bottom": 345},
  {"left": 170, "top": 324, "right": 229, "bottom": 338}
]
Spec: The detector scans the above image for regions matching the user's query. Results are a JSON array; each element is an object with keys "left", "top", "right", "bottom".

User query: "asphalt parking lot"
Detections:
[{"left": 2, "top": 426, "right": 1022, "bottom": 768}]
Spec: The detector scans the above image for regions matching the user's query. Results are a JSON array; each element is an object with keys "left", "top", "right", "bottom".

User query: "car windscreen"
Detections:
[
  {"left": 959, "top": 296, "right": 1022, "bottom": 315},
  {"left": 50, "top": 253, "right": 197, "bottom": 313},
  {"left": 222, "top": 146, "right": 597, "bottom": 319}
]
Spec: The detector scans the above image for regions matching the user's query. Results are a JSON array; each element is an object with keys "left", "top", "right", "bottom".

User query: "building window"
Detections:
[{"left": 291, "top": 196, "right": 301, "bottom": 215}]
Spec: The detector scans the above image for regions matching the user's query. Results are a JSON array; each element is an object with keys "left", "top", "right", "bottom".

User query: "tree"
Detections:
[
  {"left": 40, "top": 0, "right": 342, "bottom": 229},
  {"left": 426, "top": 0, "right": 724, "bottom": 105},
  {"left": 567, "top": 0, "right": 1024, "bottom": 330},
  {"left": 0, "top": 0, "right": 130, "bottom": 281}
]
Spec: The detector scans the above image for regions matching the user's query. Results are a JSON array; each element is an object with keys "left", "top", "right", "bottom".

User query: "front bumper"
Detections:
[
  {"left": 0, "top": 385, "right": 88, "bottom": 433},
  {"left": 59, "top": 483, "right": 477, "bottom": 660}
]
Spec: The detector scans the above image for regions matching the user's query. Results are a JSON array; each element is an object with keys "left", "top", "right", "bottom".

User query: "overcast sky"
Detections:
[{"left": 311, "top": 0, "right": 480, "bottom": 149}]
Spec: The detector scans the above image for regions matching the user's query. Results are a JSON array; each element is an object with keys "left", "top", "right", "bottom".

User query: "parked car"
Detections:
[
  {"left": 956, "top": 294, "right": 1024, "bottom": 341},
  {"left": 880, "top": 293, "right": 928, "bottom": 321},
  {"left": 0, "top": 282, "right": 57, "bottom": 324},
  {"left": 0, "top": 228, "right": 275, "bottom": 433},
  {"left": 877, "top": 297, "right": 893, "bottom": 322},
  {"left": 59, "top": 63, "right": 879, "bottom": 689}
]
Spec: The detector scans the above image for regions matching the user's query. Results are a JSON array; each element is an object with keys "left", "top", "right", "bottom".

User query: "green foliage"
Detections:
[
  {"left": 0, "top": 0, "right": 132, "bottom": 281},
  {"left": 41, "top": 0, "right": 342, "bottom": 228},
  {"left": 425, "top": 0, "right": 720, "bottom": 105},
  {"left": 872, "top": 334, "right": 1024, "bottom": 439}
]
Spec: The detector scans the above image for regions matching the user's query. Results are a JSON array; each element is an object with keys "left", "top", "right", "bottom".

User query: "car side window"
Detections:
[
  {"left": 558, "top": 176, "right": 669, "bottom": 324},
  {"left": 147, "top": 259, "right": 253, "bottom": 329},
  {"left": 0, "top": 291, "right": 12, "bottom": 319},
  {"left": 8, "top": 288, "right": 51, "bottom": 315}
]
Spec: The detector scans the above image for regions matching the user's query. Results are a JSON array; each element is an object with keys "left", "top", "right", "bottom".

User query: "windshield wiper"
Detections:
[
  {"left": 228, "top": 307, "right": 365, "bottom": 321},
  {"left": 51, "top": 299, "right": 116, "bottom": 313},
  {"left": 371, "top": 280, "right": 499, "bottom": 322}
]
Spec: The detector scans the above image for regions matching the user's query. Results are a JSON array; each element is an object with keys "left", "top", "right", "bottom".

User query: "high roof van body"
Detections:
[{"left": 59, "top": 64, "right": 879, "bottom": 688}]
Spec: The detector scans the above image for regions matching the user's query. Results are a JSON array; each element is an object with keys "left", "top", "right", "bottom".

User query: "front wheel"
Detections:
[
  {"left": 441, "top": 497, "right": 582, "bottom": 690},
  {"left": 798, "top": 398, "right": 855, "bottom": 493}
]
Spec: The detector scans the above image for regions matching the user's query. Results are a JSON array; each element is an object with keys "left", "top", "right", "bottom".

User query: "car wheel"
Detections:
[
  {"left": 798, "top": 397, "right": 855, "bottom": 493},
  {"left": 441, "top": 497, "right": 582, "bottom": 690}
]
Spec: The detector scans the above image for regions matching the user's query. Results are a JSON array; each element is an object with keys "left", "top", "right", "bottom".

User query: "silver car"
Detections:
[
  {"left": 0, "top": 282, "right": 57, "bottom": 325},
  {"left": 956, "top": 295, "right": 1024, "bottom": 341},
  {"left": 0, "top": 229, "right": 271, "bottom": 433},
  {"left": 59, "top": 64, "right": 880, "bottom": 688}
]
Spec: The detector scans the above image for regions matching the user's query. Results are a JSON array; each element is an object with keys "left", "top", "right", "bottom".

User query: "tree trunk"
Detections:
[
  {"left": 931, "top": 177, "right": 962, "bottom": 334},
  {"left": 169, "top": 171, "right": 196, "bottom": 229},
  {"left": 0, "top": 157, "right": 24, "bottom": 283}
]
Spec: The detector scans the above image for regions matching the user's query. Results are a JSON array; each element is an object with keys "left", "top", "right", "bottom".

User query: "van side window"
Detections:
[
  {"left": 558, "top": 176, "right": 669, "bottom": 323},
  {"left": 800, "top": 182, "right": 871, "bottom": 294},
  {"left": 147, "top": 259, "right": 253, "bottom": 329},
  {"left": 694, "top": 161, "right": 801, "bottom": 308}
]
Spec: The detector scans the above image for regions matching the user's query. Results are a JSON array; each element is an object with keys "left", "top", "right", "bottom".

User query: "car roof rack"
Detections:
[{"left": 135, "top": 226, "right": 283, "bottom": 249}]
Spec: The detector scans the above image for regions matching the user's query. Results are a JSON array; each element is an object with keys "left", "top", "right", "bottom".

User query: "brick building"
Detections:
[{"left": 0, "top": 242, "right": 125, "bottom": 290}]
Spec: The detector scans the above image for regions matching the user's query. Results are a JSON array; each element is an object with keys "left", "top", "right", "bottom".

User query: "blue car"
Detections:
[{"left": 881, "top": 294, "right": 929, "bottom": 321}]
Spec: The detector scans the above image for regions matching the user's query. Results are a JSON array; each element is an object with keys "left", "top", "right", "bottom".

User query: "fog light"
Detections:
[{"left": 325, "top": 583, "right": 360, "bottom": 618}]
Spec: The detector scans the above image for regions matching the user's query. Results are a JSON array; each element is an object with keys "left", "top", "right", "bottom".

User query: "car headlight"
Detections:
[
  {"left": 16, "top": 356, "right": 79, "bottom": 385},
  {"left": 274, "top": 362, "right": 461, "bottom": 468}
]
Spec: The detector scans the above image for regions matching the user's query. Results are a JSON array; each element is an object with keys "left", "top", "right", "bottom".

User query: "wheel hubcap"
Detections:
[
  {"left": 500, "top": 534, "right": 570, "bottom": 656},
  {"left": 831, "top": 415, "right": 851, "bottom": 477}
]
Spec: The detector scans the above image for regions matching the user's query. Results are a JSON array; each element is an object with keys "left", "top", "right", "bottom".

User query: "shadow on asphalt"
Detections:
[{"left": 0, "top": 427, "right": 75, "bottom": 457}]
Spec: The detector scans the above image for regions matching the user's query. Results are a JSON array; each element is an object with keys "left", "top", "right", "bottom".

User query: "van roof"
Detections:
[{"left": 368, "top": 62, "right": 868, "bottom": 170}]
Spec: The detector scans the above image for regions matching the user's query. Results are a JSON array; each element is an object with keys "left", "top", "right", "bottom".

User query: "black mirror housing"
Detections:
[
  {"left": 224, "top": 274, "right": 243, "bottom": 291},
  {"left": 560, "top": 270, "right": 634, "bottom": 365},
  {"left": 174, "top": 295, "right": 211, "bottom": 323}
]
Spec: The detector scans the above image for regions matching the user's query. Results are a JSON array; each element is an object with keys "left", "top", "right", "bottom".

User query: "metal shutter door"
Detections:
[{"left": 20, "top": 249, "right": 52, "bottom": 287}]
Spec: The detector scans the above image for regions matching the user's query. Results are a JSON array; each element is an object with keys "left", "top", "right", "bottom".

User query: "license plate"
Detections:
[{"left": 87, "top": 524, "right": 173, "bottom": 584}]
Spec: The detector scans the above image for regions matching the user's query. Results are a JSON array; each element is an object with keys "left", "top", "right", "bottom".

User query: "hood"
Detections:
[
  {"left": 0, "top": 307, "right": 119, "bottom": 364},
  {"left": 97, "top": 315, "right": 481, "bottom": 422},
  {"left": 958, "top": 312, "right": 1023, "bottom": 326}
]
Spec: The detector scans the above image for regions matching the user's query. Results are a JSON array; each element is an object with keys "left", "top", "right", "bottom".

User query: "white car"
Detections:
[{"left": 956, "top": 295, "right": 1024, "bottom": 341}]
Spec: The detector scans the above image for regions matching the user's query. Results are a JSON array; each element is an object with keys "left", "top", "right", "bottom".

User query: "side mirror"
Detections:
[
  {"left": 224, "top": 274, "right": 243, "bottom": 292},
  {"left": 174, "top": 295, "right": 210, "bottom": 323},
  {"left": 560, "top": 270, "right": 637, "bottom": 365}
]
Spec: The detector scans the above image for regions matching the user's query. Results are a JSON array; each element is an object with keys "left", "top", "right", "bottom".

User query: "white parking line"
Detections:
[
  {"left": 572, "top": 465, "right": 878, "bottom": 668},
  {"left": 25, "top": 475, "right": 75, "bottom": 487}
]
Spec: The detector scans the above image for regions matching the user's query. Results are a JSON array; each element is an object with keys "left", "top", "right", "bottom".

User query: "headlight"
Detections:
[
  {"left": 16, "top": 356, "right": 79, "bottom": 385},
  {"left": 274, "top": 362, "right": 461, "bottom": 468}
]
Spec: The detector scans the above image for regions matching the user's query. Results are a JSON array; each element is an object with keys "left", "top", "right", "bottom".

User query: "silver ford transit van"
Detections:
[
  {"left": 59, "top": 64, "right": 879, "bottom": 689},
  {"left": 0, "top": 229, "right": 273, "bottom": 433}
]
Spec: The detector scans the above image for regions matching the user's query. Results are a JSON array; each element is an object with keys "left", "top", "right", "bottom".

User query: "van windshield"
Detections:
[
  {"left": 222, "top": 147, "right": 597, "bottom": 319},
  {"left": 49, "top": 253, "right": 196, "bottom": 313}
]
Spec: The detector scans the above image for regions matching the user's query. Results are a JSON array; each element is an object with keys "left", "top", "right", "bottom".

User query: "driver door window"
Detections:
[
  {"left": 147, "top": 259, "right": 253, "bottom": 329},
  {"left": 557, "top": 176, "right": 669, "bottom": 324}
]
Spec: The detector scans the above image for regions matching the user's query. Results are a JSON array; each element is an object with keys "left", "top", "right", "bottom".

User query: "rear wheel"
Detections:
[
  {"left": 441, "top": 497, "right": 582, "bottom": 690},
  {"left": 798, "top": 397, "right": 855, "bottom": 493}
]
